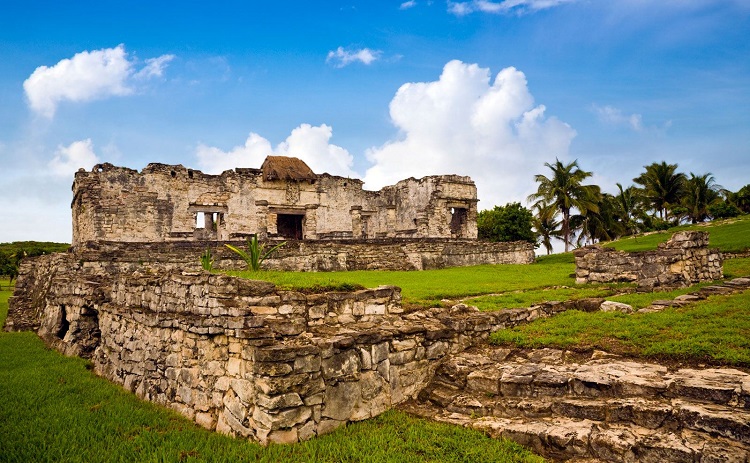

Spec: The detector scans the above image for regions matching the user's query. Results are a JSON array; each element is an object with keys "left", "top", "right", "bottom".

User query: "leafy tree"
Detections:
[
  {"left": 528, "top": 159, "right": 601, "bottom": 252},
  {"left": 733, "top": 184, "right": 750, "bottom": 213},
  {"left": 708, "top": 201, "right": 741, "bottom": 219},
  {"left": 477, "top": 202, "right": 535, "bottom": 243},
  {"left": 682, "top": 173, "right": 722, "bottom": 223},
  {"left": 633, "top": 161, "right": 686, "bottom": 221}
]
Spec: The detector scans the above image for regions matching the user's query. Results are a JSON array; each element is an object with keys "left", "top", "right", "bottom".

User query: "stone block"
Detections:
[
  {"left": 371, "top": 342, "right": 389, "bottom": 364},
  {"left": 600, "top": 301, "right": 634, "bottom": 314},
  {"left": 322, "top": 349, "right": 360, "bottom": 380},
  {"left": 256, "top": 392, "right": 303, "bottom": 411},
  {"left": 195, "top": 412, "right": 216, "bottom": 430},
  {"left": 323, "top": 381, "right": 362, "bottom": 421}
]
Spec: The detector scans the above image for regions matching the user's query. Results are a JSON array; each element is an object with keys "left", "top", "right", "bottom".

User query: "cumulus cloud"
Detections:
[
  {"left": 326, "top": 47, "right": 382, "bottom": 68},
  {"left": 400, "top": 1, "right": 417, "bottom": 9},
  {"left": 196, "top": 123, "right": 358, "bottom": 178},
  {"left": 448, "top": 0, "right": 578, "bottom": 16},
  {"left": 48, "top": 139, "right": 100, "bottom": 177},
  {"left": 363, "top": 60, "right": 576, "bottom": 208},
  {"left": 23, "top": 44, "right": 174, "bottom": 118}
]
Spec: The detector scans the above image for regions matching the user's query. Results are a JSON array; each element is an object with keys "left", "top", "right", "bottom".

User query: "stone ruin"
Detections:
[
  {"left": 574, "top": 231, "right": 723, "bottom": 290},
  {"left": 72, "top": 156, "right": 481, "bottom": 243},
  {"left": 6, "top": 157, "right": 749, "bottom": 460},
  {"left": 7, "top": 252, "right": 563, "bottom": 444},
  {"left": 69, "top": 156, "right": 534, "bottom": 270},
  {"left": 6, "top": 156, "right": 538, "bottom": 444}
]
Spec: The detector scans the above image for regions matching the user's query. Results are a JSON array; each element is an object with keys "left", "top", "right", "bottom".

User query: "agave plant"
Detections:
[
  {"left": 200, "top": 248, "right": 214, "bottom": 271},
  {"left": 225, "top": 234, "right": 286, "bottom": 271}
]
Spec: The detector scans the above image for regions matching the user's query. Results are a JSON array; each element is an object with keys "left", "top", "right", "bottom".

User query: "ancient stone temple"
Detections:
[
  {"left": 72, "top": 156, "right": 479, "bottom": 244},
  {"left": 69, "top": 156, "right": 534, "bottom": 271}
]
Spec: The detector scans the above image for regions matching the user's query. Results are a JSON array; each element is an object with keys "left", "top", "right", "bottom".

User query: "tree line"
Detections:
[
  {"left": 479, "top": 160, "right": 750, "bottom": 254},
  {"left": 0, "top": 242, "right": 70, "bottom": 281}
]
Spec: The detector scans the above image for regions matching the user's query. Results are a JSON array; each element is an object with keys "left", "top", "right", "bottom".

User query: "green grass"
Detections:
[
  {"left": 490, "top": 291, "right": 750, "bottom": 366},
  {"left": 0, "top": 289, "right": 543, "bottom": 463},
  {"left": 468, "top": 283, "right": 632, "bottom": 310},
  {"left": 606, "top": 215, "right": 750, "bottom": 253},
  {"left": 725, "top": 257, "right": 750, "bottom": 278},
  {"left": 228, "top": 261, "right": 574, "bottom": 307}
]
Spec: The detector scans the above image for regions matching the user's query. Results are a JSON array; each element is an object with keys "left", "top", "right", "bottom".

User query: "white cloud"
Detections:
[
  {"left": 23, "top": 44, "right": 174, "bottom": 118},
  {"left": 363, "top": 60, "right": 576, "bottom": 208},
  {"left": 196, "top": 123, "right": 358, "bottom": 178},
  {"left": 326, "top": 47, "right": 382, "bottom": 68},
  {"left": 448, "top": 0, "right": 578, "bottom": 16},
  {"left": 134, "top": 54, "right": 175, "bottom": 79},
  {"left": 49, "top": 139, "right": 100, "bottom": 177},
  {"left": 400, "top": 1, "right": 417, "bottom": 9},
  {"left": 591, "top": 104, "right": 672, "bottom": 133},
  {"left": 592, "top": 104, "right": 644, "bottom": 131}
]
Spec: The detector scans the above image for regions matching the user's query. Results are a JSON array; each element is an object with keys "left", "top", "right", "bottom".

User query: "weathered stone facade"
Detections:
[
  {"left": 574, "top": 231, "right": 723, "bottom": 289},
  {"left": 72, "top": 158, "right": 478, "bottom": 245},
  {"left": 6, "top": 253, "right": 560, "bottom": 444}
]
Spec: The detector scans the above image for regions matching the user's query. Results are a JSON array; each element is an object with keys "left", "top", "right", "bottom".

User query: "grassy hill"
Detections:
[{"left": 605, "top": 215, "right": 750, "bottom": 253}]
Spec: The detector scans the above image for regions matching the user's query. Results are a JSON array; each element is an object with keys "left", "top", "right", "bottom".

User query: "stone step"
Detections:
[
  {"left": 400, "top": 400, "right": 750, "bottom": 463},
  {"left": 431, "top": 350, "right": 750, "bottom": 409},
  {"left": 419, "top": 386, "right": 750, "bottom": 445}
]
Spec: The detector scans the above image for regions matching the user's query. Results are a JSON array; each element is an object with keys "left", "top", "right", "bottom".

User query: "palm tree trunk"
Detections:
[{"left": 563, "top": 209, "right": 570, "bottom": 252}]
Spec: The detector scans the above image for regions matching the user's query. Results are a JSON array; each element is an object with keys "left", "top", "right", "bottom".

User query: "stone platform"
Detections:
[{"left": 405, "top": 347, "right": 750, "bottom": 462}]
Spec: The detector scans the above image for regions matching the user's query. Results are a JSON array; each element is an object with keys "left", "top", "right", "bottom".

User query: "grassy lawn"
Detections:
[
  {"left": 467, "top": 283, "right": 631, "bottom": 311},
  {"left": 0, "top": 289, "right": 543, "bottom": 463},
  {"left": 490, "top": 290, "right": 750, "bottom": 366},
  {"left": 228, "top": 261, "right": 574, "bottom": 308},
  {"left": 606, "top": 215, "right": 750, "bottom": 253}
]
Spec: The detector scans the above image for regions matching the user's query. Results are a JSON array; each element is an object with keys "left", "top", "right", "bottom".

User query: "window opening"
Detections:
[{"left": 277, "top": 214, "right": 303, "bottom": 239}]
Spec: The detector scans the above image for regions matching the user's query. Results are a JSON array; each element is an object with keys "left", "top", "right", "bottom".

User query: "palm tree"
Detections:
[
  {"left": 532, "top": 203, "right": 561, "bottom": 255},
  {"left": 573, "top": 193, "right": 622, "bottom": 245},
  {"left": 614, "top": 183, "right": 646, "bottom": 237},
  {"left": 633, "top": 161, "right": 686, "bottom": 221},
  {"left": 528, "top": 159, "right": 601, "bottom": 252},
  {"left": 683, "top": 173, "right": 722, "bottom": 223}
]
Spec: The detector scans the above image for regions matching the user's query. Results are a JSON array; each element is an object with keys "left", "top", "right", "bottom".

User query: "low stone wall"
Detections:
[
  {"left": 73, "top": 238, "right": 535, "bottom": 272},
  {"left": 6, "top": 251, "right": 563, "bottom": 445},
  {"left": 574, "top": 231, "right": 723, "bottom": 289}
]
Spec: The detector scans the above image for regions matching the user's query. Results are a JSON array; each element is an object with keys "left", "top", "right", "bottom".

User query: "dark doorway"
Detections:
[
  {"left": 450, "top": 208, "right": 468, "bottom": 237},
  {"left": 277, "top": 214, "right": 304, "bottom": 239}
]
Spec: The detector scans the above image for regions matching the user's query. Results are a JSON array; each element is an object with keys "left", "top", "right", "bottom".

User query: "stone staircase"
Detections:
[{"left": 401, "top": 347, "right": 750, "bottom": 462}]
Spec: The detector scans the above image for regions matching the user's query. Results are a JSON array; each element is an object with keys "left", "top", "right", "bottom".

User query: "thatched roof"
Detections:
[{"left": 261, "top": 156, "right": 317, "bottom": 182}]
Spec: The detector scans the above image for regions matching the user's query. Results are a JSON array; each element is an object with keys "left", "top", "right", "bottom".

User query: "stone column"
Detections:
[
  {"left": 386, "top": 206, "right": 397, "bottom": 238},
  {"left": 415, "top": 211, "right": 429, "bottom": 237},
  {"left": 304, "top": 205, "right": 318, "bottom": 240},
  {"left": 350, "top": 206, "right": 362, "bottom": 239},
  {"left": 255, "top": 200, "right": 269, "bottom": 239}
]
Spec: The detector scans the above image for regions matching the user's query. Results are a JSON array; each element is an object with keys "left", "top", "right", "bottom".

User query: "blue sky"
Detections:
[{"left": 1, "top": 0, "right": 748, "bottom": 242}]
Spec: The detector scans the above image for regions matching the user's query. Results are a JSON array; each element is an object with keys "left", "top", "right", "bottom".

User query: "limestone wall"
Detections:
[
  {"left": 574, "top": 231, "right": 723, "bottom": 289},
  {"left": 72, "top": 163, "right": 478, "bottom": 245},
  {"left": 71, "top": 238, "right": 535, "bottom": 271},
  {"left": 6, "top": 252, "right": 560, "bottom": 445}
]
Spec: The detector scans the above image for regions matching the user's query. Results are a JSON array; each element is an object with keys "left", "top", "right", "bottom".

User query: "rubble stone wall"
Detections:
[
  {"left": 574, "top": 231, "right": 723, "bottom": 289},
  {"left": 6, "top": 252, "right": 560, "bottom": 444},
  {"left": 71, "top": 238, "right": 535, "bottom": 272}
]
